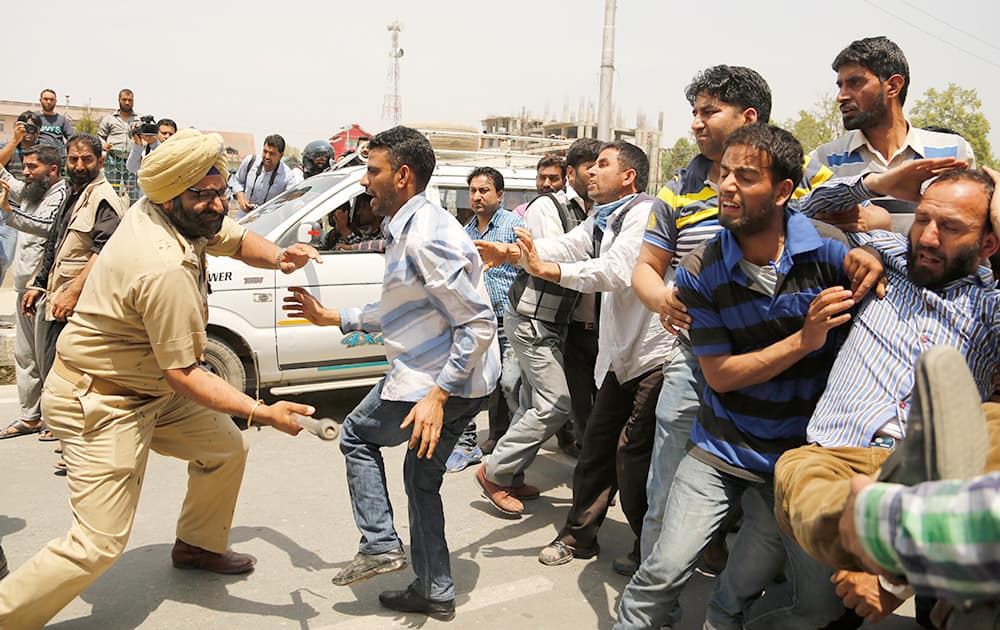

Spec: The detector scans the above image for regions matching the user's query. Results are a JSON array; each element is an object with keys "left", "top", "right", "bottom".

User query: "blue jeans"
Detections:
[
  {"left": 640, "top": 342, "right": 702, "bottom": 561},
  {"left": 616, "top": 454, "right": 843, "bottom": 629},
  {"left": 340, "top": 378, "right": 485, "bottom": 601},
  {"left": 0, "top": 219, "right": 16, "bottom": 286}
]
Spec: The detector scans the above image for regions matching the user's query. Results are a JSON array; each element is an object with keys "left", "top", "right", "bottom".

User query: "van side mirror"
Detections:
[{"left": 297, "top": 221, "right": 322, "bottom": 246}]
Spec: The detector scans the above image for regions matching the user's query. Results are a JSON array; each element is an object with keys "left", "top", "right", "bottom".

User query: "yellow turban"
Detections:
[{"left": 138, "top": 128, "right": 229, "bottom": 204}]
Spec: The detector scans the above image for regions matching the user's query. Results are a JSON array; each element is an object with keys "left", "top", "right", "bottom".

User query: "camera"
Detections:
[
  {"left": 22, "top": 123, "right": 38, "bottom": 135},
  {"left": 132, "top": 115, "right": 157, "bottom": 136}
]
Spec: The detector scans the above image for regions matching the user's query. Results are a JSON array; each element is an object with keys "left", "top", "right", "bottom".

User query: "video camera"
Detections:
[{"left": 131, "top": 115, "right": 158, "bottom": 136}]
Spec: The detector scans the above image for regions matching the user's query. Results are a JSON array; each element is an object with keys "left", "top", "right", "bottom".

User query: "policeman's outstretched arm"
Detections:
[
  {"left": 163, "top": 363, "right": 313, "bottom": 435},
  {"left": 232, "top": 229, "right": 322, "bottom": 273}
]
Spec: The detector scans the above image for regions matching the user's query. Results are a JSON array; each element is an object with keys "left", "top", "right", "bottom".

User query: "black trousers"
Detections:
[
  {"left": 563, "top": 322, "right": 598, "bottom": 447},
  {"left": 556, "top": 366, "right": 663, "bottom": 551}
]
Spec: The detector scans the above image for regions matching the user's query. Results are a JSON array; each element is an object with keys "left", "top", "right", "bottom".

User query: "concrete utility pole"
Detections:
[{"left": 596, "top": 0, "right": 616, "bottom": 141}]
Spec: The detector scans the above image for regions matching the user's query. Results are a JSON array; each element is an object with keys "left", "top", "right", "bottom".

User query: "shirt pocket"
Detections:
[{"left": 770, "top": 290, "right": 818, "bottom": 319}]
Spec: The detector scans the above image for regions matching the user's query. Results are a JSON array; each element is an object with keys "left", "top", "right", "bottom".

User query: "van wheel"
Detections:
[{"left": 203, "top": 334, "right": 255, "bottom": 395}]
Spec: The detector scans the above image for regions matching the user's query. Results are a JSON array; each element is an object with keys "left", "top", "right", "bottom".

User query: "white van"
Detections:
[{"left": 204, "top": 163, "right": 541, "bottom": 397}]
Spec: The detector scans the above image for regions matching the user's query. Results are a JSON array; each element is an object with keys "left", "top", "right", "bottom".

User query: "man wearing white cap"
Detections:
[{"left": 0, "top": 128, "right": 322, "bottom": 628}]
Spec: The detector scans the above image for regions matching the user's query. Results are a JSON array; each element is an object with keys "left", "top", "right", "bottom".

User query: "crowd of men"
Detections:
[{"left": 0, "top": 34, "right": 998, "bottom": 629}]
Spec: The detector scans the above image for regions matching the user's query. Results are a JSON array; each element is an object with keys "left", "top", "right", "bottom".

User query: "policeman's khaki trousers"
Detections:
[
  {"left": 0, "top": 368, "right": 249, "bottom": 629},
  {"left": 774, "top": 402, "right": 1000, "bottom": 570}
]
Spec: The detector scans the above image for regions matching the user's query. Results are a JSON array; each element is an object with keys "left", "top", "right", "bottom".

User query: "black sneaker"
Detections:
[
  {"left": 379, "top": 585, "right": 455, "bottom": 621},
  {"left": 878, "top": 346, "right": 988, "bottom": 485},
  {"left": 332, "top": 548, "right": 407, "bottom": 586}
]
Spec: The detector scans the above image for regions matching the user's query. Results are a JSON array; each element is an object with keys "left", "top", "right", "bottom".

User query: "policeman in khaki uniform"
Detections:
[{"left": 0, "top": 129, "right": 321, "bottom": 629}]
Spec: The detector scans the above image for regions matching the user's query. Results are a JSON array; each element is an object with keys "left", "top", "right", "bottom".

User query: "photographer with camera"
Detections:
[
  {"left": 229, "top": 134, "right": 302, "bottom": 218},
  {"left": 37, "top": 89, "right": 73, "bottom": 154},
  {"left": 97, "top": 88, "right": 141, "bottom": 205},
  {"left": 0, "top": 112, "right": 42, "bottom": 284},
  {"left": 126, "top": 118, "right": 177, "bottom": 175}
]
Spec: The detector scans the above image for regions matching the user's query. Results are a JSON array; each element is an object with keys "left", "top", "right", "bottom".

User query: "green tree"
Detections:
[
  {"left": 660, "top": 136, "right": 698, "bottom": 182},
  {"left": 782, "top": 92, "right": 842, "bottom": 155},
  {"left": 909, "top": 83, "right": 996, "bottom": 168},
  {"left": 74, "top": 110, "right": 98, "bottom": 135}
]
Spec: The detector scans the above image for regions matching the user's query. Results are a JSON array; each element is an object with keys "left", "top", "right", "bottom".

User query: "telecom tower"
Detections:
[{"left": 382, "top": 21, "right": 403, "bottom": 127}]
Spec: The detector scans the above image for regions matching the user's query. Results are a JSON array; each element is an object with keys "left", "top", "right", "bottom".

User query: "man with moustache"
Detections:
[
  {"left": 0, "top": 129, "right": 320, "bottom": 628},
  {"left": 36, "top": 89, "right": 73, "bottom": 153},
  {"left": 98, "top": 88, "right": 141, "bottom": 204},
  {"left": 446, "top": 166, "right": 523, "bottom": 473},
  {"left": 0, "top": 112, "right": 43, "bottom": 285},
  {"left": 0, "top": 145, "right": 66, "bottom": 440},
  {"left": 810, "top": 36, "right": 974, "bottom": 233},
  {"left": 616, "top": 124, "right": 863, "bottom": 629},
  {"left": 283, "top": 126, "right": 498, "bottom": 621},
  {"left": 24, "top": 134, "right": 125, "bottom": 380},
  {"left": 476, "top": 138, "right": 601, "bottom": 514},
  {"left": 476, "top": 141, "right": 670, "bottom": 568},
  {"left": 772, "top": 161, "right": 1000, "bottom": 623}
]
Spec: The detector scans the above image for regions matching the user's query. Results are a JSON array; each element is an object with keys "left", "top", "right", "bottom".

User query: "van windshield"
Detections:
[{"left": 239, "top": 171, "right": 353, "bottom": 236}]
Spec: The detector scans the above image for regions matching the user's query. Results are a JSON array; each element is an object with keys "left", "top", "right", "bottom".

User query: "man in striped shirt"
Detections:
[
  {"left": 630, "top": 65, "right": 834, "bottom": 584},
  {"left": 774, "top": 164, "right": 1000, "bottom": 621},
  {"left": 446, "top": 167, "right": 525, "bottom": 473},
  {"left": 283, "top": 126, "right": 499, "bottom": 622},
  {"left": 618, "top": 124, "right": 886, "bottom": 629}
]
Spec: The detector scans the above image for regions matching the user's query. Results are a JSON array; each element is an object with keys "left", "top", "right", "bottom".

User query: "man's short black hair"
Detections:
[
  {"left": 601, "top": 141, "right": 649, "bottom": 192},
  {"left": 467, "top": 166, "right": 504, "bottom": 192},
  {"left": 685, "top": 65, "right": 772, "bottom": 123},
  {"left": 66, "top": 133, "right": 102, "bottom": 160},
  {"left": 369, "top": 126, "right": 436, "bottom": 190},
  {"left": 832, "top": 36, "right": 910, "bottom": 105},
  {"left": 23, "top": 144, "right": 62, "bottom": 169},
  {"left": 157, "top": 118, "right": 177, "bottom": 133},
  {"left": 723, "top": 123, "right": 803, "bottom": 188},
  {"left": 39, "top": 88, "right": 56, "bottom": 98},
  {"left": 17, "top": 111, "right": 41, "bottom": 126},
  {"left": 264, "top": 134, "right": 286, "bottom": 154},
  {"left": 119, "top": 88, "right": 133, "bottom": 97},
  {"left": 926, "top": 169, "right": 994, "bottom": 231},
  {"left": 566, "top": 138, "right": 603, "bottom": 170},
  {"left": 536, "top": 154, "right": 566, "bottom": 176}
]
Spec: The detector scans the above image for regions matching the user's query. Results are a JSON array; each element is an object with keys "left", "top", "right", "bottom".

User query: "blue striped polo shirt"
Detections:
[
  {"left": 645, "top": 153, "right": 835, "bottom": 269},
  {"left": 675, "top": 210, "right": 850, "bottom": 479}
]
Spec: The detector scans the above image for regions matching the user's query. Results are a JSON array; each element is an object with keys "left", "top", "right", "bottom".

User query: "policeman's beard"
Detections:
[{"left": 23, "top": 179, "right": 49, "bottom": 204}]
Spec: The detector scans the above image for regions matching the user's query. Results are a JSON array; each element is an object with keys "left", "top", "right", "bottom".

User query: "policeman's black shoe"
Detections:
[{"left": 378, "top": 585, "right": 455, "bottom": 621}]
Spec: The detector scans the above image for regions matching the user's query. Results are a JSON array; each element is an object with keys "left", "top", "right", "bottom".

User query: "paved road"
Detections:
[{"left": 1, "top": 386, "right": 919, "bottom": 628}]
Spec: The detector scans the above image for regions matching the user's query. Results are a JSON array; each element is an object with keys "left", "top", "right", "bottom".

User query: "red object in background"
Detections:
[{"left": 329, "top": 124, "right": 372, "bottom": 160}]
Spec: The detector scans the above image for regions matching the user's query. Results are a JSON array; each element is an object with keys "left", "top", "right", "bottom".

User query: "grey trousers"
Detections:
[
  {"left": 485, "top": 311, "right": 570, "bottom": 487},
  {"left": 14, "top": 291, "right": 48, "bottom": 423}
]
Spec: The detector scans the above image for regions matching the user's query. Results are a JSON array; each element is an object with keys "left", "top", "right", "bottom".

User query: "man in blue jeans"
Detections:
[
  {"left": 283, "top": 126, "right": 499, "bottom": 622},
  {"left": 615, "top": 123, "right": 880, "bottom": 629}
]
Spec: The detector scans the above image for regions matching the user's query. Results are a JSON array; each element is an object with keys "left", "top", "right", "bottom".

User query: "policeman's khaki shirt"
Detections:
[{"left": 57, "top": 198, "right": 247, "bottom": 397}]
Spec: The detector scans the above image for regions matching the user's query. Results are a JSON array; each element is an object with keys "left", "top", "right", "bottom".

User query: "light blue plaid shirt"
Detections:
[
  {"left": 464, "top": 208, "right": 524, "bottom": 318},
  {"left": 340, "top": 193, "right": 499, "bottom": 402}
]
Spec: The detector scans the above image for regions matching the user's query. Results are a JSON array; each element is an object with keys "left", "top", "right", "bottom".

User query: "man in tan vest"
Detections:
[{"left": 0, "top": 129, "right": 321, "bottom": 628}]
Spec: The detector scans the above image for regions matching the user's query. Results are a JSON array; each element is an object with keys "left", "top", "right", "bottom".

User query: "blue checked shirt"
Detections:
[
  {"left": 339, "top": 193, "right": 500, "bottom": 402},
  {"left": 464, "top": 208, "right": 524, "bottom": 318},
  {"left": 800, "top": 176, "right": 1000, "bottom": 447}
]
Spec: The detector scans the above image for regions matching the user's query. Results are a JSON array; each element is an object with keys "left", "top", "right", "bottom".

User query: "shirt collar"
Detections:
[
  {"left": 385, "top": 192, "right": 427, "bottom": 242},
  {"left": 720, "top": 208, "right": 821, "bottom": 271},
  {"left": 849, "top": 121, "right": 922, "bottom": 160}
]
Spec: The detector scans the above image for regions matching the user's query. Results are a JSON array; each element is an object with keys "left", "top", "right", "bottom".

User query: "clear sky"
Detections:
[{"left": 7, "top": 0, "right": 998, "bottom": 155}]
